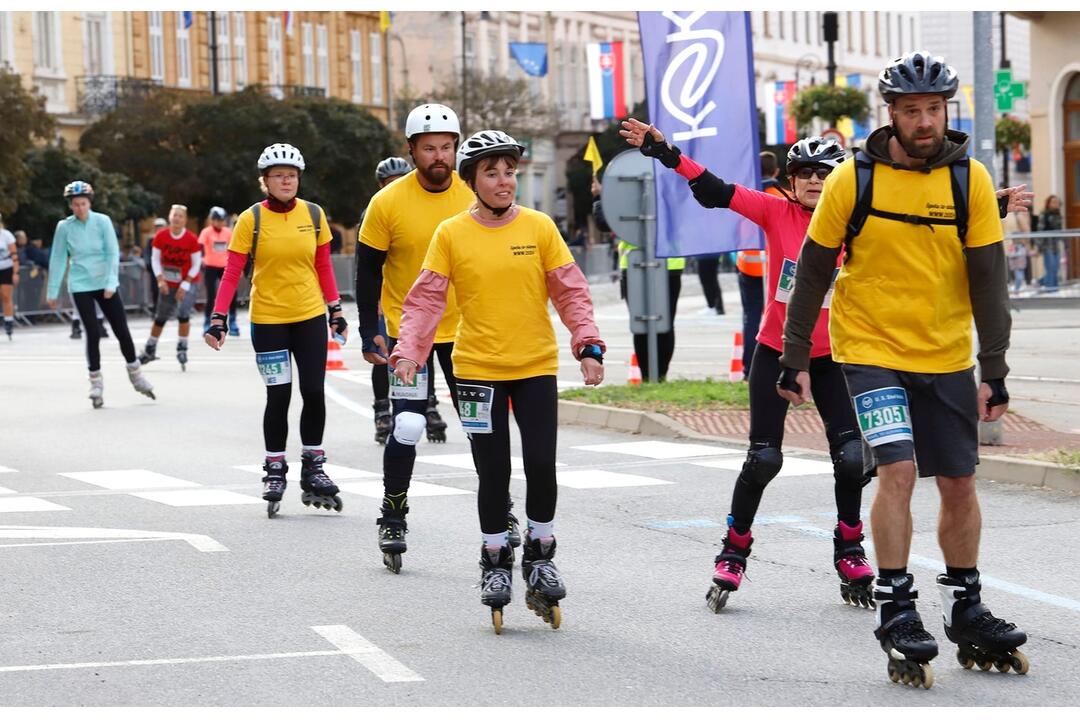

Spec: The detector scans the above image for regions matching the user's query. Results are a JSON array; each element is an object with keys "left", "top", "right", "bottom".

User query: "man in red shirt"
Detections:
[
  {"left": 198, "top": 206, "right": 238, "bottom": 336},
  {"left": 139, "top": 204, "right": 202, "bottom": 370}
]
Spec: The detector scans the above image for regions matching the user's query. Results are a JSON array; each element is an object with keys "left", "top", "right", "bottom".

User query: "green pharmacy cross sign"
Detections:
[{"left": 995, "top": 68, "right": 1027, "bottom": 112}]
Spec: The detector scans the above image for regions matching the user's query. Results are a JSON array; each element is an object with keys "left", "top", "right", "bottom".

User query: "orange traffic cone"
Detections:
[
  {"left": 326, "top": 329, "right": 348, "bottom": 371},
  {"left": 729, "top": 332, "right": 744, "bottom": 382},
  {"left": 628, "top": 353, "right": 642, "bottom": 386}
]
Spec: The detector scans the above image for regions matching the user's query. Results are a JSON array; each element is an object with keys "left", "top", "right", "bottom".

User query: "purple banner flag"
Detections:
[{"left": 638, "top": 11, "right": 762, "bottom": 256}]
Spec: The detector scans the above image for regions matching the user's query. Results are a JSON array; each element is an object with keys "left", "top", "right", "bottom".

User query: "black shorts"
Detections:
[
  {"left": 841, "top": 363, "right": 979, "bottom": 478},
  {"left": 0, "top": 267, "right": 12, "bottom": 285}
]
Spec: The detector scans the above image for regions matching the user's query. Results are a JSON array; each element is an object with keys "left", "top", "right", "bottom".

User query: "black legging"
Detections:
[
  {"left": 251, "top": 314, "right": 327, "bottom": 452},
  {"left": 738, "top": 272, "right": 764, "bottom": 374},
  {"left": 72, "top": 290, "right": 137, "bottom": 372},
  {"left": 728, "top": 343, "right": 863, "bottom": 532},
  {"left": 462, "top": 375, "right": 558, "bottom": 533},
  {"left": 383, "top": 338, "right": 457, "bottom": 494},
  {"left": 622, "top": 269, "right": 682, "bottom": 381},
  {"left": 203, "top": 266, "right": 237, "bottom": 323}
]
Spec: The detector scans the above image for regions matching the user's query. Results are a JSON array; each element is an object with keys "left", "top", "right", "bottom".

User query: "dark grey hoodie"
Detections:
[{"left": 780, "top": 125, "right": 1011, "bottom": 380}]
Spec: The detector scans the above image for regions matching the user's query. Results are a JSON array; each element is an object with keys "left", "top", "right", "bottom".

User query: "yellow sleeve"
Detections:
[
  {"left": 805, "top": 161, "right": 856, "bottom": 249},
  {"left": 422, "top": 221, "right": 453, "bottom": 278},
  {"left": 229, "top": 209, "right": 255, "bottom": 255},
  {"left": 539, "top": 213, "right": 575, "bottom": 271},
  {"left": 359, "top": 195, "right": 391, "bottom": 251},
  {"left": 964, "top": 160, "right": 1005, "bottom": 249},
  {"left": 316, "top": 205, "right": 332, "bottom": 246}
]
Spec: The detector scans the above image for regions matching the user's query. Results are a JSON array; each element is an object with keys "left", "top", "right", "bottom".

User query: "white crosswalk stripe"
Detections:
[
  {"left": 572, "top": 440, "right": 741, "bottom": 460},
  {"left": 0, "top": 497, "right": 70, "bottom": 513},
  {"left": 129, "top": 489, "right": 263, "bottom": 507},
  {"left": 692, "top": 456, "right": 834, "bottom": 476},
  {"left": 59, "top": 470, "right": 199, "bottom": 490}
]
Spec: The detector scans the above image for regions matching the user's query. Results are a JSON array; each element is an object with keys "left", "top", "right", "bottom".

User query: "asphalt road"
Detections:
[{"left": 0, "top": 289, "right": 1077, "bottom": 707}]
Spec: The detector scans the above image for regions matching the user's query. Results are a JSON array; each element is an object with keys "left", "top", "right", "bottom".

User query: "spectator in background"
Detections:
[
  {"left": 696, "top": 254, "right": 725, "bottom": 315},
  {"left": 199, "top": 206, "right": 239, "bottom": 336},
  {"left": 0, "top": 214, "right": 18, "bottom": 339},
  {"left": 1037, "top": 195, "right": 1064, "bottom": 292},
  {"left": 145, "top": 218, "right": 167, "bottom": 311}
]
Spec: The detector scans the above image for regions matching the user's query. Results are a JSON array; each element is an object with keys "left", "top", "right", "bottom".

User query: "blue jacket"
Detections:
[{"left": 47, "top": 211, "right": 120, "bottom": 299}]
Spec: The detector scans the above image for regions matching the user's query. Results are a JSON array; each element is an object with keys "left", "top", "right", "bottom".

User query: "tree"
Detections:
[
  {"left": 81, "top": 86, "right": 399, "bottom": 227},
  {"left": 791, "top": 84, "right": 869, "bottom": 132},
  {"left": 0, "top": 68, "right": 56, "bottom": 216},
  {"left": 430, "top": 69, "right": 559, "bottom": 141},
  {"left": 996, "top": 115, "right": 1030, "bottom": 154},
  {"left": 8, "top": 145, "right": 159, "bottom": 241}
]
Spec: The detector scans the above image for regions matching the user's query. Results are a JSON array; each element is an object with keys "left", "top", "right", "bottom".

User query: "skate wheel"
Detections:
[
  {"left": 267, "top": 501, "right": 280, "bottom": 519},
  {"left": 888, "top": 665, "right": 901, "bottom": 684},
  {"left": 919, "top": 664, "right": 934, "bottom": 689},
  {"left": 549, "top": 604, "right": 561, "bottom": 630},
  {"left": 384, "top": 553, "right": 402, "bottom": 574},
  {"left": 92, "top": 399, "right": 104, "bottom": 409},
  {"left": 993, "top": 659, "right": 1011, "bottom": 673},
  {"left": 957, "top": 650, "right": 975, "bottom": 670},
  {"left": 491, "top": 608, "right": 503, "bottom": 635},
  {"left": 977, "top": 659, "right": 993, "bottom": 672},
  {"left": 706, "top": 586, "right": 730, "bottom": 613},
  {"left": 332, "top": 496, "right": 343, "bottom": 512},
  {"left": 1010, "top": 650, "right": 1030, "bottom": 675}
]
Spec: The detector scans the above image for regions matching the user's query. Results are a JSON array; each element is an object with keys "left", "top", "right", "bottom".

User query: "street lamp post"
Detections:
[{"left": 795, "top": 53, "right": 822, "bottom": 88}]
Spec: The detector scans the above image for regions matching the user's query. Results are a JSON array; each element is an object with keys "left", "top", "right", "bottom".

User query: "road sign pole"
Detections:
[{"left": 642, "top": 171, "right": 659, "bottom": 384}]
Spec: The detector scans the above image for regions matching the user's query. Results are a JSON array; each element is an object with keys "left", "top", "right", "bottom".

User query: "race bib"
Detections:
[
  {"left": 853, "top": 386, "right": 913, "bottom": 447},
  {"left": 213, "top": 241, "right": 228, "bottom": 253},
  {"left": 822, "top": 268, "right": 840, "bottom": 309},
  {"left": 255, "top": 350, "right": 292, "bottom": 386},
  {"left": 773, "top": 258, "right": 797, "bottom": 304},
  {"left": 163, "top": 266, "right": 182, "bottom": 283},
  {"left": 457, "top": 384, "right": 495, "bottom": 435},
  {"left": 389, "top": 363, "right": 428, "bottom": 400}
]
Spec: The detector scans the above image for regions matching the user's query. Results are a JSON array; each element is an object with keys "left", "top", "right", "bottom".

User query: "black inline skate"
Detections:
[
  {"left": 376, "top": 501, "right": 408, "bottom": 574},
  {"left": 138, "top": 341, "right": 158, "bottom": 365},
  {"left": 522, "top": 535, "right": 565, "bottom": 629},
  {"left": 176, "top": 340, "right": 188, "bottom": 372},
  {"left": 507, "top": 499, "right": 521, "bottom": 549},
  {"left": 373, "top": 398, "right": 392, "bottom": 445},
  {"left": 937, "top": 572, "right": 1029, "bottom": 675},
  {"left": 262, "top": 458, "right": 288, "bottom": 518},
  {"left": 299, "top": 450, "right": 342, "bottom": 512},
  {"left": 480, "top": 544, "right": 514, "bottom": 635},
  {"left": 874, "top": 574, "right": 938, "bottom": 689},
  {"left": 4, "top": 319, "right": 12, "bottom": 341},
  {"left": 425, "top": 394, "right": 447, "bottom": 443}
]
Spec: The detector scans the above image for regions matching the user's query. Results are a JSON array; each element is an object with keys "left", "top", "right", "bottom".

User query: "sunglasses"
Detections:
[{"left": 793, "top": 167, "right": 832, "bottom": 181}]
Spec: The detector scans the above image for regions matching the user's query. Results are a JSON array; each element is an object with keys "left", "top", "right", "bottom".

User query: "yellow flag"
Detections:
[
  {"left": 583, "top": 136, "right": 603, "bottom": 176},
  {"left": 380, "top": 11, "right": 392, "bottom": 33}
]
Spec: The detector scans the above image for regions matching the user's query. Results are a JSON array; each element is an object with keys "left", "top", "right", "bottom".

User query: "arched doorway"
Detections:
[{"left": 1065, "top": 73, "right": 1080, "bottom": 278}]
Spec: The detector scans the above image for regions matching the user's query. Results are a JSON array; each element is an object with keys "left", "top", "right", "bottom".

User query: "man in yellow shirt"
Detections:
[
  {"left": 778, "top": 52, "right": 1027, "bottom": 688},
  {"left": 356, "top": 104, "right": 519, "bottom": 573}
]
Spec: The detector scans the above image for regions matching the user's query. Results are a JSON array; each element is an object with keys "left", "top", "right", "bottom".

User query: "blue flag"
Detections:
[
  {"left": 509, "top": 42, "right": 548, "bottom": 77},
  {"left": 182, "top": 11, "right": 193, "bottom": 30},
  {"left": 638, "top": 11, "right": 762, "bottom": 257}
]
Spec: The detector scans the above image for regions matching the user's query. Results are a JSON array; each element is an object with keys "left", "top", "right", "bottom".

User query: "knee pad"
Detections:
[
  {"left": 392, "top": 411, "right": 427, "bottom": 446},
  {"left": 738, "top": 446, "right": 783, "bottom": 489},
  {"left": 832, "top": 438, "right": 870, "bottom": 488}
]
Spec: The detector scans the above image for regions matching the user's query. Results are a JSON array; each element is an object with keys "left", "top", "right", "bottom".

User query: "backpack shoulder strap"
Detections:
[
  {"left": 250, "top": 203, "right": 262, "bottom": 260},
  {"left": 304, "top": 200, "right": 323, "bottom": 241},
  {"left": 844, "top": 150, "right": 876, "bottom": 245},
  {"left": 949, "top": 157, "right": 970, "bottom": 245}
]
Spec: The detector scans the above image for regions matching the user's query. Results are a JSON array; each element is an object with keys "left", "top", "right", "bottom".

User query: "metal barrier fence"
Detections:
[
  {"left": 1005, "top": 229, "right": 1079, "bottom": 281},
  {"left": 11, "top": 246, "right": 617, "bottom": 323}
]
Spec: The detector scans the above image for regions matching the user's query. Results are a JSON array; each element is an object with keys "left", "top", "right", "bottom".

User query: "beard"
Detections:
[
  {"left": 416, "top": 161, "right": 451, "bottom": 186},
  {"left": 896, "top": 124, "right": 945, "bottom": 160}
]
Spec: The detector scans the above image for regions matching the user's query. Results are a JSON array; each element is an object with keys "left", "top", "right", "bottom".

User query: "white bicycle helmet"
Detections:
[
  {"left": 209, "top": 206, "right": 228, "bottom": 220},
  {"left": 456, "top": 130, "right": 527, "bottom": 176},
  {"left": 63, "top": 180, "right": 94, "bottom": 199},
  {"left": 786, "top": 137, "right": 846, "bottom": 173},
  {"left": 257, "top": 143, "right": 306, "bottom": 172},
  {"left": 405, "top": 104, "right": 461, "bottom": 141},
  {"left": 376, "top": 157, "right": 411, "bottom": 182}
]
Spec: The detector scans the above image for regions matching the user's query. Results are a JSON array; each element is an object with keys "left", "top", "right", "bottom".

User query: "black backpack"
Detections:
[
  {"left": 244, "top": 200, "right": 323, "bottom": 278},
  {"left": 844, "top": 150, "right": 970, "bottom": 247}
]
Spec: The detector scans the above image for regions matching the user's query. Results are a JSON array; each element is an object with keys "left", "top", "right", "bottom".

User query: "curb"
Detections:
[{"left": 558, "top": 400, "right": 1080, "bottom": 494}]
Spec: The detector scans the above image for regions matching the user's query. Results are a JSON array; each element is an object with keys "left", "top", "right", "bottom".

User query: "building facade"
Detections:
[{"left": 0, "top": 11, "right": 389, "bottom": 146}]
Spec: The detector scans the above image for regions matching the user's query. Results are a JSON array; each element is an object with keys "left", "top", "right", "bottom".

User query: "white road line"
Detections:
[
  {"left": 0, "top": 465, "right": 16, "bottom": 473},
  {"left": 0, "top": 649, "right": 349, "bottom": 674},
  {"left": 574, "top": 440, "right": 741, "bottom": 460},
  {"left": 0, "top": 525, "right": 228, "bottom": 553},
  {"left": 0, "top": 498, "right": 70, "bottom": 513},
  {"left": 129, "top": 489, "right": 263, "bottom": 507},
  {"left": 543, "top": 469, "right": 673, "bottom": 489},
  {"left": 59, "top": 470, "right": 199, "bottom": 491},
  {"left": 323, "top": 381, "right": 374, "bottom": 418},
  {"left": 311, "top": 625, "right": 424, "bottom": 683}
]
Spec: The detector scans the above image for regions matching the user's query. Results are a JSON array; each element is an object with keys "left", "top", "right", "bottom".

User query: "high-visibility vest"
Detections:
[
  {"left": 618, "top": 239, "right": 686, "bottom": 271},
  {"left": 736, "top": 249, "right": 765, "bottom": 276}
]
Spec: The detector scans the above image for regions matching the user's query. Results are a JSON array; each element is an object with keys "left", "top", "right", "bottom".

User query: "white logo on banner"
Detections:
[{"left": 660, "top": 11, "right": 726, "bottom": 141}]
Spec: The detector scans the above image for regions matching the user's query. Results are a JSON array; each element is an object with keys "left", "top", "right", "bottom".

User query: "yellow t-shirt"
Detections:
[
  {"left": 423, "top": 207, "right": 575, "bottom": 381},
  {"left": 806, "top": 155, "right": 1003, "bottom": 373},
  {"left": 229, "top": 200, "right": 331, "bottom": 324},
  {"left": 359, "top": 170, "right": 471, "bottom": 341}
]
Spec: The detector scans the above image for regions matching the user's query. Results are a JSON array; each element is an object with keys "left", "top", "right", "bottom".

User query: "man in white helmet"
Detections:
[{"left": 356, "top": 103, "right": 520, "bottom": 573}]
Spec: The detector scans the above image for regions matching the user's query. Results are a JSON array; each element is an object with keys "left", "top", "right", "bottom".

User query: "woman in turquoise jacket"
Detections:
[{"left": 47, "top": 181, "right": 155, "bottom": 408}]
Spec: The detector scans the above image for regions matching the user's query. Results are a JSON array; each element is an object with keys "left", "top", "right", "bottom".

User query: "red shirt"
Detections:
[
  {"left": 152, "top": 228, "right": 201, "bottom": 288},
  {"left": 729, "top": 185, "right": 837, "bottom": 358}
]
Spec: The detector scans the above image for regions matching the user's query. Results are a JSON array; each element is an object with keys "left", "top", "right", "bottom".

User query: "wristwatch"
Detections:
[{"left": 580, "top": 344, "right": 604, "bottom": 364}]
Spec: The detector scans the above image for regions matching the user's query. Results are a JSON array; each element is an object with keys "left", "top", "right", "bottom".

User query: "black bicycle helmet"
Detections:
[
  {"left": 878, "top": 51, "right": 959, "bottom": 103},
  {"left": 786, "top": 137, "right": 846, "bottom": 174}
]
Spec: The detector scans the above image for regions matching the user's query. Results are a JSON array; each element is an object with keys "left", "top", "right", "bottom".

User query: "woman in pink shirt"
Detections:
[
  {"left": 621, "top": 119, "right": 873, "bottom": 613},
  {"left": 199, "top": 206, "right": 238, "bottom": 335}
]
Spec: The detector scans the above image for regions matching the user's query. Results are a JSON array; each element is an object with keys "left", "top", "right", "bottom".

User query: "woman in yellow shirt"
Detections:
[
  {"left": 391, "top": 130, "right": 605, "bottom": 634},
  {"left": 204, "top": 143, "right": 348, "bottom": 518}
]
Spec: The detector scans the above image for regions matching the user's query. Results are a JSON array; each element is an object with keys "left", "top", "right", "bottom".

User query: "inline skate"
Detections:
[
  {"left": 299, "top": 450, "right": 342, "bottom": 512},
  {"left": 937, "top": 572, "right": 1029, "bottom": 675},
  {"left": 835, "top": 521, "right": 875, "bottom": 609},
  {"left": 480, "top": 544, "right": 514, "bottom": 635},
  {"left": 522, "top": 535, "right": 565, "bottom": 629},
  {"left": 706, "top": 526, "right": 752, "bottom": 613},
  {"left": 262, "top": 458, "right": 288, "bottom": 518},
  {"left": 425, "top": 394, "right": 447, "bottom": 443},
  {"left": 874, "top": 574, "right": 938, "bottom": 689}
]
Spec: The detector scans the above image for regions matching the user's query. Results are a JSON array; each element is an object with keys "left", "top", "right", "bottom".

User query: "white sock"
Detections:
[
  {"left": 301, "top": 445, "right": 323, "bottom": 456},
  {"left": 482, "top": 532, "right": 509, "bottom": 549},
  {"left": 265, "top": 451, "right": 286, "bottom": 462},
  {"left": 527, "top": 519, "right": 554, "bottom": 540}
]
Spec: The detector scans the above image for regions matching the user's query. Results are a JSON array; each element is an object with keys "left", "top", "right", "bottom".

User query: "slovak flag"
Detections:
[
  {"left": 764, "top": 80, "right": 797, "bottom": 145},
  {"left": 283, "top": 11, "right": 295, "bottom": 37},
  {"left": 587, "top": 42, "right": 627, "bottom": 120}
]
